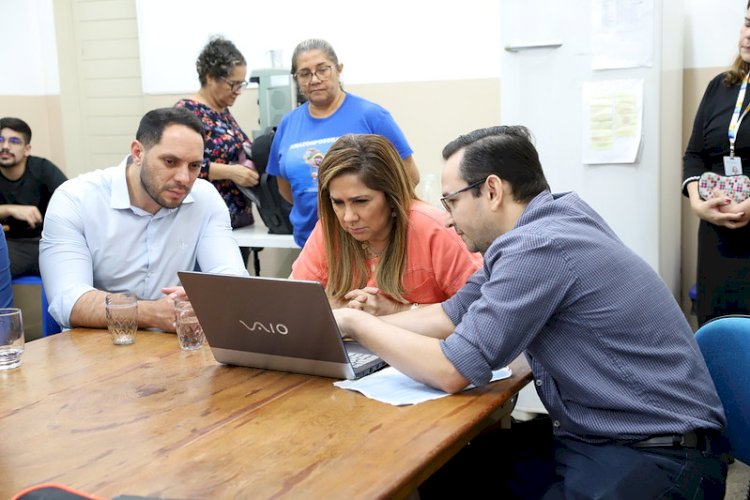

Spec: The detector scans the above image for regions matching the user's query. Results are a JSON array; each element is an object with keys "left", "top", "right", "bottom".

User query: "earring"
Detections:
[{"left": 391, "top": 210, "right": 396, "bottom": 217}]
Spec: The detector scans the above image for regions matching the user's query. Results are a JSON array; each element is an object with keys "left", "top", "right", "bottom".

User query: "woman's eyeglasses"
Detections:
[
  {"left": 221, "top": 78, "right": 249, "bottom": 92},
  {"left": 293, "top": 65, "right": 334, "bottom": 85}
]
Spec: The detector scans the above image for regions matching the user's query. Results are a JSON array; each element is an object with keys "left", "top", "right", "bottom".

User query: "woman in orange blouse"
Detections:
[{"left": 291, "top": 134, "right": 482, "bottom": 315}]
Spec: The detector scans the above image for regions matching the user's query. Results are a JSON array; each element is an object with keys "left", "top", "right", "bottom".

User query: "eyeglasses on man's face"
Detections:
[
  {"left": 440, "top": 177, "right": 487, "bottom": 213},
  {"left": 0, "top": 136, "right": 24, "bottom": 146},
  {"left": 221, "top": 78, "right": 249, "bottom": 92},
  {"left": 294, "top": 65, "right": 334, "bottom": 85}
]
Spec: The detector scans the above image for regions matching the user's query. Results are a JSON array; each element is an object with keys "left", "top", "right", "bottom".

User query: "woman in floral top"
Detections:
[{"left": 176, "top": 36, "right": 258, "bottom": 231}]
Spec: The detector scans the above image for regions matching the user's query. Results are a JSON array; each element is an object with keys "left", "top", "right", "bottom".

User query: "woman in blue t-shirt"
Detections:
[{"left": 267, "top": 39, "right": 419, "bottom": 247}]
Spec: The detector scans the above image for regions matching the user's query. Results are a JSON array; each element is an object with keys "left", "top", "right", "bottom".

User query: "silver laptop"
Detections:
[{"left": 178, "top": 272, "right": 386, "bottom": 379}]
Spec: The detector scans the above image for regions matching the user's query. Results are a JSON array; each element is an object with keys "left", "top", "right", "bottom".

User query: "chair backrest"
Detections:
[
  {"left": 11, "top": 275, "right": 61, "bottom": 337},
  {"left": 238, "top": 128, "right": 293, "bottom": 235},
  {"left": 694, "top": 315, "right": 750, "bottom": 463}
]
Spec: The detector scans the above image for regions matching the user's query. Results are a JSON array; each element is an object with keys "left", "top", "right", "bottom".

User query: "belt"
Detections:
[{"left": 630, "top": 430, "right": 712, "bottom": 450}]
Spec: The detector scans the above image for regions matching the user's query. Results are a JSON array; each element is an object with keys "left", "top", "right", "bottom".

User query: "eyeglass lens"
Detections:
[
  {"left": 295, "top": 66, "right": 332, "bottom": 83},
  {"left": 223, "top": 79, "right": 248, "bottom": 92}
]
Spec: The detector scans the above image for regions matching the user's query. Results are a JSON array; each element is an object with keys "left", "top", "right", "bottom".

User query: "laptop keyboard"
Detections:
[{"left": 348, "top": 351, "right": 378, "bottom": 368}]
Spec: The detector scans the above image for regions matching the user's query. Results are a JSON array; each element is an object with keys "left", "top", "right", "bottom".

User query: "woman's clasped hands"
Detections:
[
  {"left": 343, "top": 287, "right": 410, "bottom": 316},
  {"left": 693, "top": 188, "right": 750, "bottom": 229}
]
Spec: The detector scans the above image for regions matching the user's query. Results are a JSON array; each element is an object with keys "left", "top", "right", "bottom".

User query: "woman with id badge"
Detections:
[{"left": 683, "top": 0, "right": 750, "bottom": 325}]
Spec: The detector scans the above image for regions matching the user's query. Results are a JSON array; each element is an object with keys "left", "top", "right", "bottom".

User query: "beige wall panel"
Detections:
[
  {"left": 90, "top": 153, "right": 127, "bottom": 168},
  {"left": 82, "top": 58, "right": 140, "bottom": 79},
  {"left": 88, "top": 135, "right": 132, "bottom": 154},
  {"left": 348, "top": 79, "right": 501, "bottom": 183},
  {"left": 86, "top": 97, "right": 144, "bottom": 116},
  {"left": 143, "top": 94, "right": 186, "bottom": 109},
  {"left": 77, "top": 0, "right": 136, "bottom": 21},
  {"left": 54, "top": 0, "right": 86, "bottom": 176},
  {"left": 82, "top": 38, "right": 140, "bottom": 60},
  {"left": 680, "top": 66, "right": 723, "bottom": 320},
  {"left": 0, "top": 95, "right": 66, "bottom": 172},
  {"left": 88, "top": 115, "right": 141, "bottom": 135},
  {"left": 77, "top": 19, "right": 138, "bottom": 40},
  {"left": 659, "top": 67, "right": 685, "bottom": 301},
  {"left": 84, "top": 77, "right": 142, "bottom": 97},
  {"left": 46, "top": 96, "right": 67, "bottom": 174}
]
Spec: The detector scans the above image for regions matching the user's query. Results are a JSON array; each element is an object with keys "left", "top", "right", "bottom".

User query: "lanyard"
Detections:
[{"left": 728, "top": 72, "right": 750, "bottom": 158}]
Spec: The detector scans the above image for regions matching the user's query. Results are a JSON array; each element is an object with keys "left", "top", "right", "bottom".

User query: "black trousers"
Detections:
[
  {"left": 7, "top": 237, "right": 40, "bottom": 278},
  {"left": 419, "top": 416, "right": 728, "bottom": 499}
]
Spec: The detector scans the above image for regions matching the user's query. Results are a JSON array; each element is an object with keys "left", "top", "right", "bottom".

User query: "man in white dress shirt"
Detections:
[{"left": 40, "top": 107, "right": 248, "bottom": 331}]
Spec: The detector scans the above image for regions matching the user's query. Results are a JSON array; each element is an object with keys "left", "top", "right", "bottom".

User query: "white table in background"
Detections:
[{"left": 232, "top": 225, "right": 298, "bottom": 275}]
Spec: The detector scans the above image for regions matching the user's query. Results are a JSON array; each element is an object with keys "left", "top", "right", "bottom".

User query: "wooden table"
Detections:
[{"left": 0, "top": 330, "right": 532, "bottom": 499}]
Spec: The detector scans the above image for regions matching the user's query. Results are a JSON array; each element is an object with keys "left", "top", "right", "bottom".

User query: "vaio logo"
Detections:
[{"left": 239, "top": 320, "right": 289, "bottom": 335}]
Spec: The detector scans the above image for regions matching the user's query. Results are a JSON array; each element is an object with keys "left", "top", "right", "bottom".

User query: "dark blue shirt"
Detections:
[
  {"left": 0, "top": 232, "right": 13, "bottom": 307},
  {"left": 441, "top": 191, "right": 725, "bottom": 442}
]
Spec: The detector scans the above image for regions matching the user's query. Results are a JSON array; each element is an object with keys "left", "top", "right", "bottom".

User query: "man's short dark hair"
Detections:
[
  {"left": 442, "top": 125, "right": 550, "bottom": 203},
  {"left": 0, "top": 117, "right": 32, "bottom": 144},
  {"left": 136, "top": 108, "right": 205, "bottom": 149}
]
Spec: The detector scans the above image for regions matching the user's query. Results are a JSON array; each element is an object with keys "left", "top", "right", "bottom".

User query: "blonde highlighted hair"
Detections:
[{"left": 317, "top": 134, "right": 416, "bottom": 303}]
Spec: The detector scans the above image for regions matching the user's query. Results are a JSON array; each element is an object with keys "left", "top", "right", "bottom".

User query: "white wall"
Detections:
[
  {"left": 684, "top": 0, "right": 746, "bottom": 69},
  {"left": 3, "top": 0, "right": 745, "bottom": 95},
  {"left": 135, "top": 0, "right": 502, "bottom": 94},
  {"left": 0, "top": 0, "right": 59, "bottom": 95}
]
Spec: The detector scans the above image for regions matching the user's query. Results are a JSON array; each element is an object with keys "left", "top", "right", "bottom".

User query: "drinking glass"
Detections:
[
  {"left": 105, "top": 292, "right": 138, "bottom": 345},
  {"left": 0, "top": 308, "right": 24, "bottom": 370},
  {"left": 174, "top": 300, "right": 205, "bottom": 351}
]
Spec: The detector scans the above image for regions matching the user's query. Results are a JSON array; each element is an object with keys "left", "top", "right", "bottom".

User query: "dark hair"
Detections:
[
  {"left": 0, "top": 117, "right": 32, "bottom": 144},
  {"left": 724, "top": 1, "right": 750, "bottom": 86},
  {"left": 136, "top": 108, "right": 205, "bottom": 149},
  {"left": 195, "top": 36, "right": 246, "bottom": 86},
  {"left": 291, "top": 39, "right": 339, "bottom": 75},
  {"left": 442, "top": 125, "right": 550, "bottom": 203}
]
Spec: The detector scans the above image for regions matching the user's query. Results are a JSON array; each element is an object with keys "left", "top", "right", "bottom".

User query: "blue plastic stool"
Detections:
[{"left": 11, "top": 275, "right": 61, "bottom": 336}]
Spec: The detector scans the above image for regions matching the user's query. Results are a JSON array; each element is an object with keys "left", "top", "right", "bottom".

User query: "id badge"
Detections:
[{"left": 723, "top": 156, "right": 743, "bottom": 176}]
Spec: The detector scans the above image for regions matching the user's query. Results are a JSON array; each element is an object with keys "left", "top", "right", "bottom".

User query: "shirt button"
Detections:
[
  {"left": 535, "top": 379, "right": 542, "bottom": 386},
  {"left": 553, "top": 420, "right": 560, "bottom": 428}
]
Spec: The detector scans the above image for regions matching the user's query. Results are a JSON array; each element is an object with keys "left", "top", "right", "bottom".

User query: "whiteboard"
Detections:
[{"left": 135, "top": 0, "right": 501, "bottom": 94}]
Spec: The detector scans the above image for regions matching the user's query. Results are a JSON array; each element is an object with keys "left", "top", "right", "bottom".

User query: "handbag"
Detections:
[{"left": 698, "top": 171, "right": 750, "bottom": 203}]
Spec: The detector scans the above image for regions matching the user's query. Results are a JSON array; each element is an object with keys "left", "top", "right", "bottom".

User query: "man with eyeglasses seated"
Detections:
[
  {"left": 175, "top": 36, "right": 258, "bottom": 236},
  {"left": 40, "top": 107, "right": 248, "bottom": 332},
  {"left": 267, "top": 39, "right": 419, "bottom": 248},
  {"left": 334, "top": 126, "right": 729, "bottom": 499},
  {"left": 0, "top": 117, "right": 67, "bottom": 278}
]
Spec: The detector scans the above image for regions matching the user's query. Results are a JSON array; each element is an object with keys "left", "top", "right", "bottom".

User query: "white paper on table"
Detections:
[{"left": 334, "top": 366, "right": 512, "bottom": 406}]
